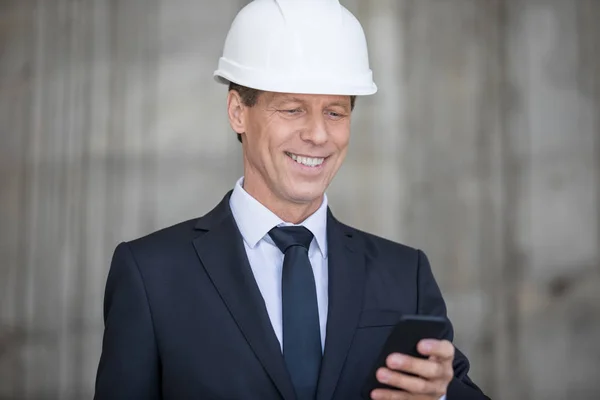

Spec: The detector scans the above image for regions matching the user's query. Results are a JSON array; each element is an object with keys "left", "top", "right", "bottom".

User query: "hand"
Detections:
[{"left": 370, "top": 339, "right": 454, "bottom": 400}]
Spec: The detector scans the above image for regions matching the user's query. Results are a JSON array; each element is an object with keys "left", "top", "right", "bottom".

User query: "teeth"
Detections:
[{"left": 287, "top": 152, "right": 325, "bottom": 167}]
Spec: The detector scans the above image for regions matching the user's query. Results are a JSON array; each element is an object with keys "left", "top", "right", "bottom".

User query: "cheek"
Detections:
[
  {"left": 331, "top": 124, "right": 351, "bottom": 150},
  {"left": 266, "top": 122, "right": 300, "bottom": 151},
  {"left": 247, "top": 120, "right": 276, "bottom": 160},
  {"left": 257, "top": 126, "right": 291, "bottom": 168}
]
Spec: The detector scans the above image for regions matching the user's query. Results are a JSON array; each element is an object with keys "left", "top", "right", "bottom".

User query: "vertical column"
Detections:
[
  {"left": 360, "top": 0, "right": 406, "bottom": 241},
  {"left": 578, "top": 0, "right": 600, "bottom": 272},
  {"left": 23, "top": 0, "right": 65, "bottom": 395},
  {"left": 0, "top": 0, "right": 37, "bottom": 397},
  {"left": 475, "top": 1, "right": 513, "bottom": 397},
  {"left": 56, "top": 1, "right": 93, "bottom": 397},
  {"left": 396, "top": 2, "right": 504, "bottom": 394},
  {"left": 495, "top": 0, "right": 528, "bottom": 397},
  {"left": 505, "top": 0, "right": 600, "bottom": 398}
]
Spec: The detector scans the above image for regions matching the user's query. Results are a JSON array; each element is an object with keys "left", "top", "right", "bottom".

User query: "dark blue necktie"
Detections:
[{"left": 269, "top": 226, "right": 322, "bottom": 400}]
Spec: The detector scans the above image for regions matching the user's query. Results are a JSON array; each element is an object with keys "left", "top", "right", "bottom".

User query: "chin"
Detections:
[{"left": 284, "top": 183, "right": 326, "bottom": 204}]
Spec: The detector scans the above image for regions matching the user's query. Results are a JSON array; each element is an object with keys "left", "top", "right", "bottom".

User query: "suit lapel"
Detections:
[
  {"left": 316, "top": 211, "right": 366, "bottom": 400},
  {"left": 192, "top": 193, "right": 296, "bottom": 400}
]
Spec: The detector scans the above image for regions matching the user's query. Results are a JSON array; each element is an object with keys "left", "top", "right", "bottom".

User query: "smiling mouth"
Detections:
[{"left": 285, "top": 152, "right": 326, "bottom": 167}]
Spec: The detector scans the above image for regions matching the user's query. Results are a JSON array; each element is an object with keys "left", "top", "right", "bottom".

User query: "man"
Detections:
[{"left": 94, "top": 0, "right": 489, "bottom": 399}]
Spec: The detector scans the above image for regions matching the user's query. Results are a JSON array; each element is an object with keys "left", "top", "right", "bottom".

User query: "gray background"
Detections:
[{"left": 1, "top": 0, "right": 599, "bottom": 399}]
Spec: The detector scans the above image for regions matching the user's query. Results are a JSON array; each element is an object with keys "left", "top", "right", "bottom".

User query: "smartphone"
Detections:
[{"left": 361, "top": 315, "right": 449, "bottom": 398}]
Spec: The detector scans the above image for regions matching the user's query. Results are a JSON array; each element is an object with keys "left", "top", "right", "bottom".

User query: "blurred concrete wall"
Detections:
[{"left": 1, "top": 0, "right": 599, "bottom": 399}]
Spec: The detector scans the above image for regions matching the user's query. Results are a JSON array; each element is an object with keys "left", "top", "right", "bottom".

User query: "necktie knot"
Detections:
[{"left": 268, "top": 226, "right": 314, "bottom": 253}]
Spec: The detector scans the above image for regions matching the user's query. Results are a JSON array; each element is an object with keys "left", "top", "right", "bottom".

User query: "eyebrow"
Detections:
[
  {"left": 271, "top": 96, "right": 350, "bottom": 111},
  {"left": 271, "top": 96, "right": 306, "bottom": 106},
  {"left": 327, "top": 101, "right": 351, "bottom": 111}
]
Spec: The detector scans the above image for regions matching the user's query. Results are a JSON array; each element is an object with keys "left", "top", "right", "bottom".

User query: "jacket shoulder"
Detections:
[
  {"left": 126, "top": 218, "right": 200, "bottom": 250},
  {"left": 108, "top": 217, "right": 205, "bottom": 277}
]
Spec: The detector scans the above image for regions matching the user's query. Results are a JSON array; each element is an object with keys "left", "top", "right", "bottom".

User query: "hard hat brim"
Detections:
[{"left": 214, "top": 58, "right": 377, "bottom": 96}]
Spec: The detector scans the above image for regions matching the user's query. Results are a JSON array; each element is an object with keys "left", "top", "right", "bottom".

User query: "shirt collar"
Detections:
[{"left": 229, "top": 177, "right": 328, "bottom": 258}]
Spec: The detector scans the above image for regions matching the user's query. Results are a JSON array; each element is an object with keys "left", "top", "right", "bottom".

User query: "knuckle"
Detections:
[
  {"left": 433, "top": 362, "right": 445, "bottom": 377},
  {"left": 396, "top": 375, "right": 412, "bottom": 391},
  {"left": 422, "top": 363, "right": 435, "bottom": 378},
  {"left": 415, "top": 378, "right": 428, "bottom": 393},
  {"left": 394, "top": 392, "right": 409, "bottom": 400},
  {"left": 392, "top": 373, "right": 408, "bottom": 388},
  {"left": 386, "top": 372, "right": 403, "bottom": 388},
  {"left": 424, "top": 360, "right": 441, "bottom": 378}
]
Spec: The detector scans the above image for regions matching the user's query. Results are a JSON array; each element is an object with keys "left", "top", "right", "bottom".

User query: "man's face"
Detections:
[{"left": 229, "top": 91, "right": 352, "bottom": 208}]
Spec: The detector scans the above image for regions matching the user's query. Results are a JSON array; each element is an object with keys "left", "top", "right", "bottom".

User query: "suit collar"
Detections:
[
  {"left": 193, "top": 192, "right": 297, "bottom": 400},
  {"left": 316, "top": 210, "right": 366, "bottom": 400}
]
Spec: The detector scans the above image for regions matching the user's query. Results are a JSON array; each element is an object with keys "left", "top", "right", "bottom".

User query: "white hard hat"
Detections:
[{"left": 214, "top": 0, "right": 377, "bottom": 96}]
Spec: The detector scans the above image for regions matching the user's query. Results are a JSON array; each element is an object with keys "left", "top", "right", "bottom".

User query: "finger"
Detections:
[
  {"left": 417, "top": 339, "right": 455, "bottom": 360},
  {"left": 376, "top": 367, "right": 443, "bottom": 396},
  {"left": 386, "top": 353, "right": 452, "bottom": 380},
  {"left": 370, "top": 388, "right": 409, "bottom": 400}
]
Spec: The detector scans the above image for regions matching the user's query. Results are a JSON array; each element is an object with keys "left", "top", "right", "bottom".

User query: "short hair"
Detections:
[{"left": 228, "top": 82, "right": 356, "bottom": 143}]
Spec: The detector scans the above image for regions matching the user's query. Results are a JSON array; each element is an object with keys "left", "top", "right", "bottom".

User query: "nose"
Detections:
[{"left": 300, "top": 113, "right": 328, "bottom": 145}]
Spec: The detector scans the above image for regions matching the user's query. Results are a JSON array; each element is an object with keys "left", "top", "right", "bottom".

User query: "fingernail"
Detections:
[
  {"left": 390, "top": 354, "right": 405, "bottom": 367},
  {"left": 420, "top": 340, "right": 434, "bottom": 351},
  {"left": 371, "top": 390, "right": 382, "bottom": 400},
  {"left": 377, "top": 368, "right": 391, "bottom": 383}
]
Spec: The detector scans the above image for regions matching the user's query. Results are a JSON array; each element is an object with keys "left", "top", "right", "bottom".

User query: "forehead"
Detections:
[{"left": 263, "top": 91, "right": 351, "bottom": 106}]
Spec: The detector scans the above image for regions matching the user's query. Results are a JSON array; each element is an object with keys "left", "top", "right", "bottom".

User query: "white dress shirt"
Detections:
[
  {"left": 229, "top": 177, "right": 446, "bottom": 400},
  {"left": 229, "top": 177, "right": 329, "bottom": 352}
]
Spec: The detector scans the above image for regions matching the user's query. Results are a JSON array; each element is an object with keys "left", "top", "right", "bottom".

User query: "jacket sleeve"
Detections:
[
  {"left": 94, "top": 242, "right": 161, "bottom": 400},
  {"left": 416, "top": 250, "right": 491, "bottom": 400}
]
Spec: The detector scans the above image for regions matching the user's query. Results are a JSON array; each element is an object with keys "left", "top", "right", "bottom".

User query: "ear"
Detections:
[{"left": 227, "top": 90, "right": 246, "bottom": 135}]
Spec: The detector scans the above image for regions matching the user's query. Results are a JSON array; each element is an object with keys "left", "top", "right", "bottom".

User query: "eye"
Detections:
[
  {"left": 282, "top": 108, "right": 302, "bottom": 114},
  {"left": 326, "top": 111, "right": 347, "bottom": 120},
  {"left": 277, "top": 108, "right": 305, "bottom": 118}
]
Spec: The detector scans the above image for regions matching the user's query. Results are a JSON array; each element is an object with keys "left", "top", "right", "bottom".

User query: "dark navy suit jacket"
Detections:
[{"left": 94, "top": 192, "right": 489, "bottom": 399}]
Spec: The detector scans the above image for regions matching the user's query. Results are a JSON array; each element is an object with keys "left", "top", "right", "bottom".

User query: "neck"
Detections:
[{"left": 242, "top": 173, "right": 322, "bottom": 225}]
